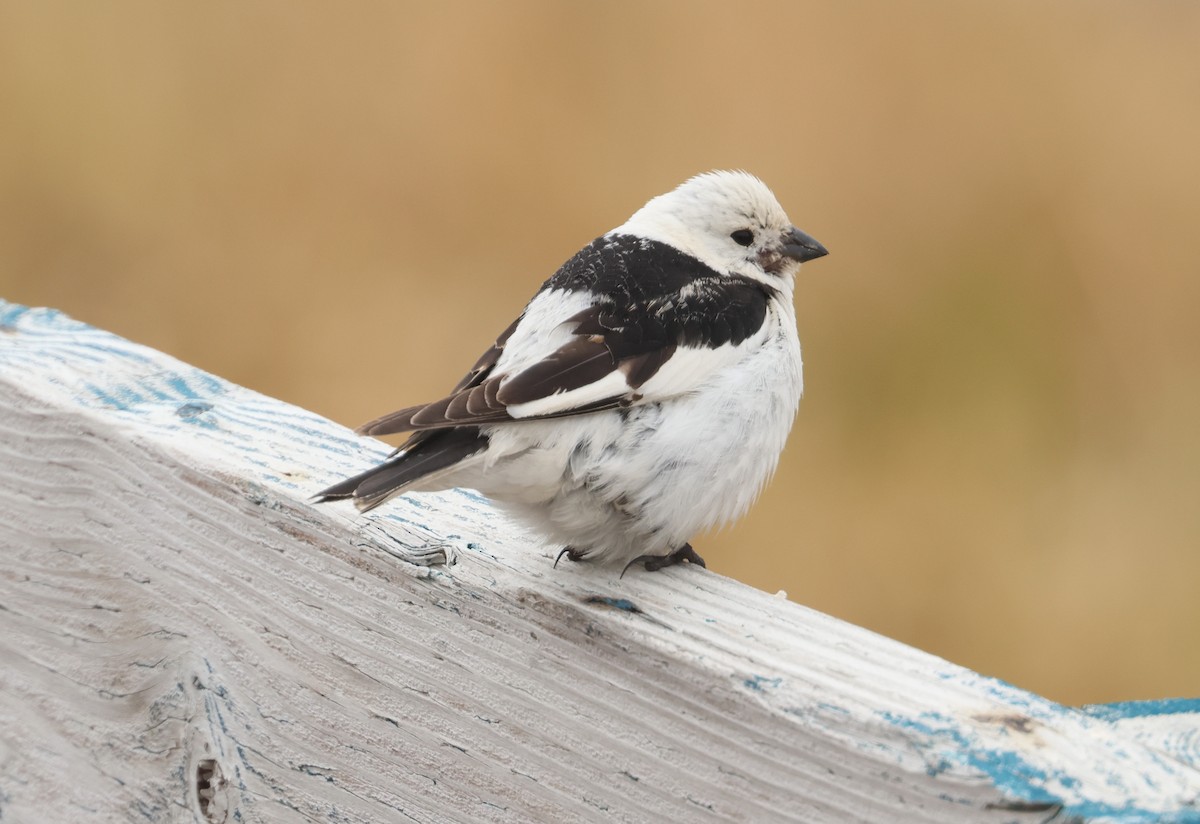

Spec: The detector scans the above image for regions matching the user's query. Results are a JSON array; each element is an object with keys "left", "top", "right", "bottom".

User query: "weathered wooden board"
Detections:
[{"left": 1, "top": 300, "right": 1197, "bottom": 823}]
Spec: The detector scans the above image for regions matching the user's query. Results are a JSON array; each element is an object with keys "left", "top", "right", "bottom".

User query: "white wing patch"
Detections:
[
  {"left": 637, "top": 339, "right": 745, "bottom": 400},
  {"left": 505, "top": 370, "right": 630, "bottom": 419},
  {"left": 493, "top": 288, "right": 594, "bottom": 376}
]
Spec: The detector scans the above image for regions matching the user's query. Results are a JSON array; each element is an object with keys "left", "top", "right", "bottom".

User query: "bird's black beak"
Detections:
[{"left": 781, "top": 227, "right": 829, "bottom": 263}]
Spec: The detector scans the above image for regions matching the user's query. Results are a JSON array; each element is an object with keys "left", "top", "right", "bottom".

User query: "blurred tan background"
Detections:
[{"left": 2, "top": 2, "right": 1198, "bottom": 707}]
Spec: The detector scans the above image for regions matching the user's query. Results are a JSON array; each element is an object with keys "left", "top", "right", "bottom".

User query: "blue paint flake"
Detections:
[
  {"left": 743, "top": 675, "right": 783, "bottom": 692},
  {"left": 584, "top": 596, "right": 643, "bottom": 614},
  {"left": 0, "top": 301, "right": 36, "bottom": 330},
  {"left": 817, "top": 702, "right": 850, "bottom": 716},
  {"left": 167, "top": 375, "right": 203, "bottom": 400},
  {"left": 86, "top": 383, "right": 149, "bottom": 411},
  {"left": 453, "top": 488, "right": 490, "bottom": 504},
  {"left": 1083, "top": 698, "right": 1200, "bottom": 722},
  {"left": 177, "top": 401, "right": 214, "bottom": 419}
]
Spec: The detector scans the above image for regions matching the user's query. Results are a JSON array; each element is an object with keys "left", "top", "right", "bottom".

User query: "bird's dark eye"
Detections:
[{"left": 731, "top": 229, "right": 755, "bottom": 247}]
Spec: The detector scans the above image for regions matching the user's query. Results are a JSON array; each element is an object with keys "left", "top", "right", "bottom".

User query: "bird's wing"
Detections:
[
  {"left": 357, "top": 280, "right": 772, "bottom": 437},
  {"left": 355, "top": 315, "right": 520, "bottom": 436}
]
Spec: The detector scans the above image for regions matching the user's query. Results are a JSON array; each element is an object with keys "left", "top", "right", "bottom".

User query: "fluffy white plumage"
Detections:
[{"left": 318, "top": 171, "right": 828, "bottom": 572}]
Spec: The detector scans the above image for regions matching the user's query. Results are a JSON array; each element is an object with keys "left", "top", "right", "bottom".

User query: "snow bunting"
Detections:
[{"left": 317, "top": 171, "right": 828, "bottom": 573}]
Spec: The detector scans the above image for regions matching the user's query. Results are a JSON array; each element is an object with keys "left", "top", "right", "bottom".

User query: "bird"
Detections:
[{"left": 315, "top": 170, "right": 828, "bottom": 574}]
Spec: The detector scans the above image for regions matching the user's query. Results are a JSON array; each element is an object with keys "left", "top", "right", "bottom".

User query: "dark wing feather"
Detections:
[
  {"left": 619, "top": 344, "right": 678, "bottom": 387},
  {"left": 357, "top": 318, "right": 519, "bottom": 436},
  {"left": 449, "top": 316, "right": 521, "bottom": 394},
  {"left": 354, "top": 303, "right": 673, "bottom": 435},
  {"left": 313, "top": 427, "right": 488, "bottom": 510},
  {"left": 493, "top": 336, "right": 617, "bottom": 406}
]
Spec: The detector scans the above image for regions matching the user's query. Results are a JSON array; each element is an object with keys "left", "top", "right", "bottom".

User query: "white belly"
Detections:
[{"left": 424, "top": 300, "right": 802, "bottom": 567}]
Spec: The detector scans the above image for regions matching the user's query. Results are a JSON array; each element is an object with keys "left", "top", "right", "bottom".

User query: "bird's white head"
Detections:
[{"left": 612, "top": 170, "right": 828, "bottom": 285}]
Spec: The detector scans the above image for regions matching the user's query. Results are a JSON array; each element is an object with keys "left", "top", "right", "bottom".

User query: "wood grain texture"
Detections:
[{"left": 1, "top": 300, "right": 1198, "bottom": 823}]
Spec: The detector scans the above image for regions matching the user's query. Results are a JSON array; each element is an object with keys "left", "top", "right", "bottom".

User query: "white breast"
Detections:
[
  {"left": 466, "top": 294, "right": 803, "bottom": 566},
  {"left": 618, "top": 298, "right": 803, "bottom": 543}
]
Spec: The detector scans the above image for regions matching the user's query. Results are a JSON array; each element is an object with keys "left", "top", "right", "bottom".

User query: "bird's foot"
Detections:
[
  {"left": 554, "top": 546, "right": 587, "bottom": 569},
  {"left": 621, "top": 543, "right": 707, "bottom": 578}
]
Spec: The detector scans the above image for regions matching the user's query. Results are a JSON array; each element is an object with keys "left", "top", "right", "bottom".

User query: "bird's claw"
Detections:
[
  {"left": 620, "top": 543, "right": 707, "bottom": 578},
  {"left": 554, "top": 546, "right": 586, "bottom": 568}
]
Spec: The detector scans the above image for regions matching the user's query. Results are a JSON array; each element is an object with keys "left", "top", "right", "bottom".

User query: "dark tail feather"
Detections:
[
  {"left": 356, "top": 404, "right": 423, "bottom": 436},
  {"left": 314, "top": 428, "right": 488, "bottom": 512}
]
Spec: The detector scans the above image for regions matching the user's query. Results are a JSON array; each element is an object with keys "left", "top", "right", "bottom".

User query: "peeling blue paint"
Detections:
[
  {"left": 743, "top": 675, "right": 783, "bottom": 692},
  {"left": 454, "top": 488, "right": 490, "bottom": 504},
  {"left": 0, "top": 303, "right": 82, "bottom": 332},
  {"left": 86, "top": 383, "right": 149, "bottom": 411},
  {"left": 586, "top": 596, "right": 640, "bottom": 612},
  {"left": 0, "top": 301, "right": 36, "bottom": 329},
  {"left": 167, "top": 375, "right": 205, "bottom": 400},
  {"left": 177, "top": 401, "right": 214, "bottom": 420},
  {"left": 1084, "top": 698, "right": 1200, "bottom": 722},
  {"left": 879, "top": 709, "right": 1200, "bottom": 822},
  {"left": 884, "top": 710, "right": 1060, "bottom": 795},
  {"left": 817, "top": 702, "right": 850, "bottom": 716}
]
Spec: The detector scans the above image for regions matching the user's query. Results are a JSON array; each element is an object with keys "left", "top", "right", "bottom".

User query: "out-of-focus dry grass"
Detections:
[{"left": 3, "top": 2, "right": 1198, "bottom": 706}]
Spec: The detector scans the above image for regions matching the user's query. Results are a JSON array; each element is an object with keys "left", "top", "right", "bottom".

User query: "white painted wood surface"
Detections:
[{"left": 1, "top": 299, "right": 1198, "bottom": 824}]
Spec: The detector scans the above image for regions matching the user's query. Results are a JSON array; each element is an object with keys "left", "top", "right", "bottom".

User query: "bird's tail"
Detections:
[{"left": 314, "top": 428, "right": 488, "bottom": 512}]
